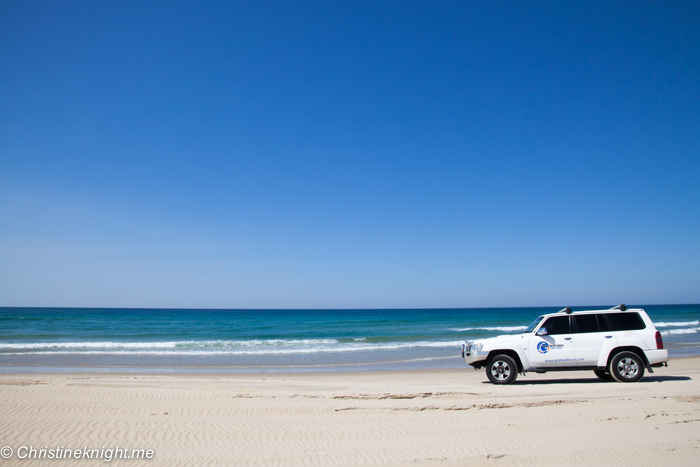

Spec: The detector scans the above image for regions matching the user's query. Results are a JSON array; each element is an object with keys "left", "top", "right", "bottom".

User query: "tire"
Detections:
[
  {"left": 486, "top": 354, "right": 518, "bottom": 384},
  {"left": 609, "top": 351, "right": 645, "bottom": 383},
  {"left": 594, "top": 370, "right": 614, "bottom": 381}
]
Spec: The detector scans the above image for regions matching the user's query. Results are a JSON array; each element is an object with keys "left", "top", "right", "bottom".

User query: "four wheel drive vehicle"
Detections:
[{"left": 461, "top": 305, "right": 669, "bottom": 384}]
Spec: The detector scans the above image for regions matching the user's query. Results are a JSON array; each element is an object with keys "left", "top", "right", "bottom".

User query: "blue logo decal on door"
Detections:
[{"left": 537, "top": 341, "right": 549, "bottom": 354}]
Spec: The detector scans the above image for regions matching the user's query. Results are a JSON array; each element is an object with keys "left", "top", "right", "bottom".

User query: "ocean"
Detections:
[{"left": 1, "top": 305, "right": 699, "bottom": 373}]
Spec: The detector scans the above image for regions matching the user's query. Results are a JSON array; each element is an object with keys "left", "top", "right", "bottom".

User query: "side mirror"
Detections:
[{"left": 536, "top": 327, "right": 548, "bottom": 336}]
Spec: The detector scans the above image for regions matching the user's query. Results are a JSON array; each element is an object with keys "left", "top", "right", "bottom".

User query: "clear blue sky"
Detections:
[{"left": 1, "top": 1, "right": 698, "bottom": 308}]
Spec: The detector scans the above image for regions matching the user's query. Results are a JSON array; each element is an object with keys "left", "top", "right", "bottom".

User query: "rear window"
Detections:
[
  {"left": 605, "top": 312, "right": 646, "bottom": 331},
  {"left": 540, "top": 316, "right": 570, "bottom": 335}
]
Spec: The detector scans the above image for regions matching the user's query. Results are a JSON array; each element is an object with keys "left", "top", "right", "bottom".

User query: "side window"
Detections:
[
  {"left": 574, "top": 314, "right": 598, "bottom": 333},
  {"left": 606, "top": 312, "right": 646, "bottom": 331},
  {"left": 596, "top": 314, "right": 611, "bottom": 332},
  {"left": 541, "top": 316, "right": 570, "bottom": 335}
]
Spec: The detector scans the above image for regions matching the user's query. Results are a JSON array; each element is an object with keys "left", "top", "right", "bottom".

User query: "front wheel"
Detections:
[
  {"left": 486, "top": 354, "right": 518, "bottom": 384},
  {"left": 609, "top": 351, "right": 645, "bottom": 383}
]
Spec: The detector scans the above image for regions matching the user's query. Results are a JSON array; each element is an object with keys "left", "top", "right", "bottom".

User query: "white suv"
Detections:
[{"left": 462, "top": 305, "right": 669, "bottom": 384}]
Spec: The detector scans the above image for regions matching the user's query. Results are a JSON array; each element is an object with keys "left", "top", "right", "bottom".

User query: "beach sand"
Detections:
[{"left": 1, "top": 357, "right": 699, "bottom": 466}]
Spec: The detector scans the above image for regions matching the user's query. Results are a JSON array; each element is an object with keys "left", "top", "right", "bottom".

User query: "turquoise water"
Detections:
[{"left": 1, "top": 305, "right": 698, "bottom": 372}]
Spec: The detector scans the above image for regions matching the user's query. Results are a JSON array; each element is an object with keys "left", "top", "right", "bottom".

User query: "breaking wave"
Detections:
[
  {"left": 660, "top": 327, "right": 700, "bottom": 336},
  {"left": 655, "top": 321, "right": 700, "bottom": 328},
  {"left": 0, "top": 339, "right": 463, "bottom": 356},
  {"left": 450, "top": 326, "right": 527, "bottom": 333}
]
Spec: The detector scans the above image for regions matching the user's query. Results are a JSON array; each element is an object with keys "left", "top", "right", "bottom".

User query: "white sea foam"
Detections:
[
  {"left": 654, "top": 321, "right": 700, "bottom": 328},
  {"left": 0, "top": 339, "right": 464, "bottom": 356},
  {"left": 450, "top": 326, "right": 527, "bottom": 332},
  {"left": 660, "top": 327, "right": 700, "bottom": 336},
  {"left": 0, "top": 339, "right": 338, "bottom": 350}
]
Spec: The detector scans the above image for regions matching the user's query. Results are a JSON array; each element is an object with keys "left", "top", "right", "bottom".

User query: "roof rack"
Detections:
[
  {"left": 557, "top": 307, "right": 572, "bottom": 314},
  {"left": 607, "top": 304, "right": 627, "bottom": 311}
]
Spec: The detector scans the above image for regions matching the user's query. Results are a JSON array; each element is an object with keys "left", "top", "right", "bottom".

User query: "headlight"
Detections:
[{"left": 463, "top": 342, "right": 484, "bottom": 354}]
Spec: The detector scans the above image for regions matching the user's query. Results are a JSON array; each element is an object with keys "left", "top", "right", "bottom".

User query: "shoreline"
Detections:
[
  {"left": 0, "top": 356, "right": 465, "bottom": 374},
  {"left": 1, "top": 351, "right": 698, "bottom": 374}
]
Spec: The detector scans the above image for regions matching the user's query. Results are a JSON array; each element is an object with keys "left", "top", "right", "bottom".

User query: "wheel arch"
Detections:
[
  {"left": 605, "top": 346, "right": 649, "bottom": 369},
  {"left": 486, "top": 349, "right": 524, "bottom": 373}
]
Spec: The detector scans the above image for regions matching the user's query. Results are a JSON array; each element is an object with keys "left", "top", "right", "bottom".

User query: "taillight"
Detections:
[{"left": 655, "top": 331, "right": 664, "bottom": 349}]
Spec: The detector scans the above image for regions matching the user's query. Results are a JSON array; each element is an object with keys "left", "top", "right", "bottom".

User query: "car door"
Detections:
[
  {"left": 528, "top": 315, "right": 578, "bottom": 367},
  {"left": 572, "top": 313, "right": 615, "bottom": 365}
]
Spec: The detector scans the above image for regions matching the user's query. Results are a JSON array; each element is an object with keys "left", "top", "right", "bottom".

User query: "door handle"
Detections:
[
  {"left": 564, "top": 337, "right": 572, "bottom": 340},
  {"left": 605, "top": 336, "right": 612, "bottom": 339}
]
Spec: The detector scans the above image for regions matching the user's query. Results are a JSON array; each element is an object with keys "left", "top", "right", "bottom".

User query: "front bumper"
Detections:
[{"left": 462, "top": 342, "right": 489, "bottom": 366}]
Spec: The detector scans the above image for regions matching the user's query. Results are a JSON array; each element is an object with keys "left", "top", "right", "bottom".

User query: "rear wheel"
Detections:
[
  {"left": 486, "top": 354, "right": 518, "bottom": 384},
  {"left": 609, "top": 351, "right": 645, "bottom": 383},
  {"left": 594, "top": 370, "right": 614, "bottom": 381}
]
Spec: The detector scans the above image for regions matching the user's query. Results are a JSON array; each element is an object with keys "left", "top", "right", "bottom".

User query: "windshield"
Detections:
[{"left": 523, "top": 315, "right": 544, "bottom": 333}]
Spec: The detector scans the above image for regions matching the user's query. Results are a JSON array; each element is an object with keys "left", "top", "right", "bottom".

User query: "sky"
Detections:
[{"left": 1, "top": 1, "right": 699, "bottom": 309}]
